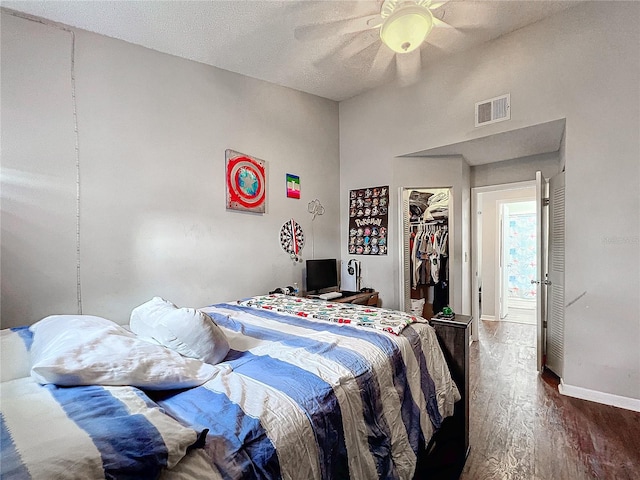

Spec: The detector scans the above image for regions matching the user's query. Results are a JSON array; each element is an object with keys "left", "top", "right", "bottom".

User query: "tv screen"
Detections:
[{"left": 306, "top": 259, "right": 338, "bottom": 294}]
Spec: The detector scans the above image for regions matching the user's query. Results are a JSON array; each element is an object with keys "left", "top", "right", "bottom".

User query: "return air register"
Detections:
[{"left": 475, "top": 93, "right": 510, "bottom": 127}]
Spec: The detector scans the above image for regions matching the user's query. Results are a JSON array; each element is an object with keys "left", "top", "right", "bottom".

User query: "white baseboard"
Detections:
[
  {"left": 480, "top": 314, "right": 496, "bottom": 322},
  {"left": 559, "top": 380, "right": 640, "bottom": 412}
]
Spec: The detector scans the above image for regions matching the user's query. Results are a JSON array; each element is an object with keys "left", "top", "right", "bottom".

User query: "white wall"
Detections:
[
  {"left": 471, "top": 152, "right": 561, "bottom": 188},
  {"left": 1, "top": 12, "right": 341, "bottom": 327},
  {"left": 340, "top": 2, "right": 639, "bottom": 401},
  {"left": 1, "top": 14, "right": 79, "bottom": 321}
]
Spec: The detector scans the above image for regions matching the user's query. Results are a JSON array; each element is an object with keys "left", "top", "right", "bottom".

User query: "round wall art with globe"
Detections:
[{"left": 225, "top": 149, "right": 266, "bottom": 213}]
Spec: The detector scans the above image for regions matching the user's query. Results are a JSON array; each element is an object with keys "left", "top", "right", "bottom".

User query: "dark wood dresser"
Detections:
[{"left": 416, "top": 314, "right": 472, "bottom": 479}]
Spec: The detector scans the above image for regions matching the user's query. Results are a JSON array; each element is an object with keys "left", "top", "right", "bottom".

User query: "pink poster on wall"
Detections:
[{"left": 286, "top": 173, "right": 300, "bottom": 199}]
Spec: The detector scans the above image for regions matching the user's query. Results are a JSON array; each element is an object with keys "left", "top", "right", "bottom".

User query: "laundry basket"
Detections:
[{"left": 410, "top": 298, "right": 426, "bottom": 317}]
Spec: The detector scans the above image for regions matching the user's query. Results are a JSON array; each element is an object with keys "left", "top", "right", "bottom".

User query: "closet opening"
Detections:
[{"left": 400, "top": 187, "right": 452, "bottom": 319}]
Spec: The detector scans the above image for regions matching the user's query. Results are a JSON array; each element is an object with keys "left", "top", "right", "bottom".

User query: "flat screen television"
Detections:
[{"left": 306, "top": 259, "right": 338, "bottom": 294}]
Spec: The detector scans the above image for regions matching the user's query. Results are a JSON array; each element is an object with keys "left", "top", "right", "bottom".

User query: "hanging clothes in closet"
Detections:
[{"left": 408, "top": 189, "right": 450, "bottom": 318}]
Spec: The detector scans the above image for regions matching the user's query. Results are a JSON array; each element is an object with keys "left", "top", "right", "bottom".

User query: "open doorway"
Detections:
[
  {"left": 498, "top": 199, "right": 537, "bottom": 325},
  {"left": 471, "top": 181, "right": 537, "bottom": 337}
]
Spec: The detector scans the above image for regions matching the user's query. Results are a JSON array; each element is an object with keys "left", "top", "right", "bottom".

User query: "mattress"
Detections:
[{"left": 0, "top": 296, "right": 460, "bottom": 480}]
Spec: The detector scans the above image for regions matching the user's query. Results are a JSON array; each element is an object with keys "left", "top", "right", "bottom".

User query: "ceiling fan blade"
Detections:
[
  {"left": 333, "top": 13, "right": 381, "bottom": 35},
  {"left": 429, "top": 1, "right": 450, "bottom": 10},
  {"left": 425, "top": 23, "right": 469, "bottom": 50},
  {"left": 311, "top": 31, "right": 379, "bottom": 71},
  {"left": 367, "top": 16, "right": 383, "bottom": 28},
  {"left": 294, "top": 14, "right": 381, "bottom": 42},
  {"left": 369, "top": 43, "right": 395, "bottom": 77},
  {"left": 396, "top": 49, "right": 422, "bottom": 86},
  {"left": 432, "top": 17, "right": 454, "bottom": 29},
  {"left": 338, "top": 33, "right": 380, "bottom": 60},
  {"left": 431, "top": 1, "right": 494, "bottom": 29}
]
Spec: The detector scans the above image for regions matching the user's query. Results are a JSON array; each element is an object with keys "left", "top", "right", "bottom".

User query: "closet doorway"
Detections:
[{"left": 400, "top": 187, "right": 452, "bottom": 319}]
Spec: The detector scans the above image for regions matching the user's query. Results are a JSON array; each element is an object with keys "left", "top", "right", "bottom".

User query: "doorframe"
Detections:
[
  {"left": 471, "top": 180, "right": 535, "bottom": 342},
  {"left": 497, "top": 201, "right": 510, "bottom": 320}
]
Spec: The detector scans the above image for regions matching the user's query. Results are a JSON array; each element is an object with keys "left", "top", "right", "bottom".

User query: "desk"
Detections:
[
  {"left": 334, "top": 291, "right": 379, "bottom": 306},
  {"left": 307, "top": 291, "right": 379, "bottom": 306}
]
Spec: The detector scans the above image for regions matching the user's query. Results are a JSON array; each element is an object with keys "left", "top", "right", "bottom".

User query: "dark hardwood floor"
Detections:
[{"left": 458, "top": 320, "right": 640, "bottom": 480}]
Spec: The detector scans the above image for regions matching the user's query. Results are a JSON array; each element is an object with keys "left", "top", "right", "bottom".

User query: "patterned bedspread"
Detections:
[{"left": 239, "top": 293, "right": 425, "bottom": 335}]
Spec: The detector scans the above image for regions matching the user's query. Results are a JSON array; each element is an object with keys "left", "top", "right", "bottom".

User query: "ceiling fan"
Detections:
[
  {"left": 377, "top": 0, "right": 450, "bottom": 53},
  {"left": 295, "top": 0, "right": 458, "bottom": 85}
]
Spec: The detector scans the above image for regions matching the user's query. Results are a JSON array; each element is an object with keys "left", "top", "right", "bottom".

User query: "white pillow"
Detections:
[
  {"left": 130, "top": 297, "right": 229, "bottom": 365},
  {"left": 29, "top": 315, "right": 216, "bottom": 389}
]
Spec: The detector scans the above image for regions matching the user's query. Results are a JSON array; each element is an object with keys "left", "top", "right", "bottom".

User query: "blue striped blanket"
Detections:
[
  {"left": 156, "top": 302, "right": 460, "bottom": 480},
  {"left": 1, "top": 300, "right": 459, "bottom": 480},
  {"left": 0, "top": 327, "right": 202, "bottom": 480}
]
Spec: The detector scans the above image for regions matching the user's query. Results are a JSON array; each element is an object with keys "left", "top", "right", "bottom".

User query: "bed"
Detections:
[{"left": 1, "top": 294, "right": 462, "bottom": 480}]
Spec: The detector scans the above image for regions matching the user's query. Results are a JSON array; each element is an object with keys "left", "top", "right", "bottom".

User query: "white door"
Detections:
[
  {"left": 546, "top": 172, "right": 566, "bottom": 376},
  {"left": 498, "top": 203, "right": 510, "bottom": 319},
  {"left": 535, "top": 171, "right": 548, "bottom": 372}
]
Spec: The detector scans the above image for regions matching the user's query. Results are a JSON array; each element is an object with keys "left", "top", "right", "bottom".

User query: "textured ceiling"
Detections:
[{"left": 2, "top": 0, "right": 582, "bottom": 101}]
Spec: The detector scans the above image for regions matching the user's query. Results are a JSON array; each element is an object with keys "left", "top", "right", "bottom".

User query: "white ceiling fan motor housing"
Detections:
[{"left": 380, "top": 0, "right": 435, "bottom": 53}]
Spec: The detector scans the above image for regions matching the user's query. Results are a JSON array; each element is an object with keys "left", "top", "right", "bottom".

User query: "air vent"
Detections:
[{"left": 475, "top": 94, "right": 510, "bottom": 127}]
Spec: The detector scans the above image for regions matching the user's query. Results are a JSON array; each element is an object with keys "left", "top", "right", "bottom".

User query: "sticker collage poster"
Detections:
[{"left": 348, "top": 185, "right": 389, "bottom": 255}]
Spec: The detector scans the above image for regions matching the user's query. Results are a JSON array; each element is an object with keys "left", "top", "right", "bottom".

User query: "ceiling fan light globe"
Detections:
[{"left": 380, "top": 5, "right": 434, "bottom": 54}]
